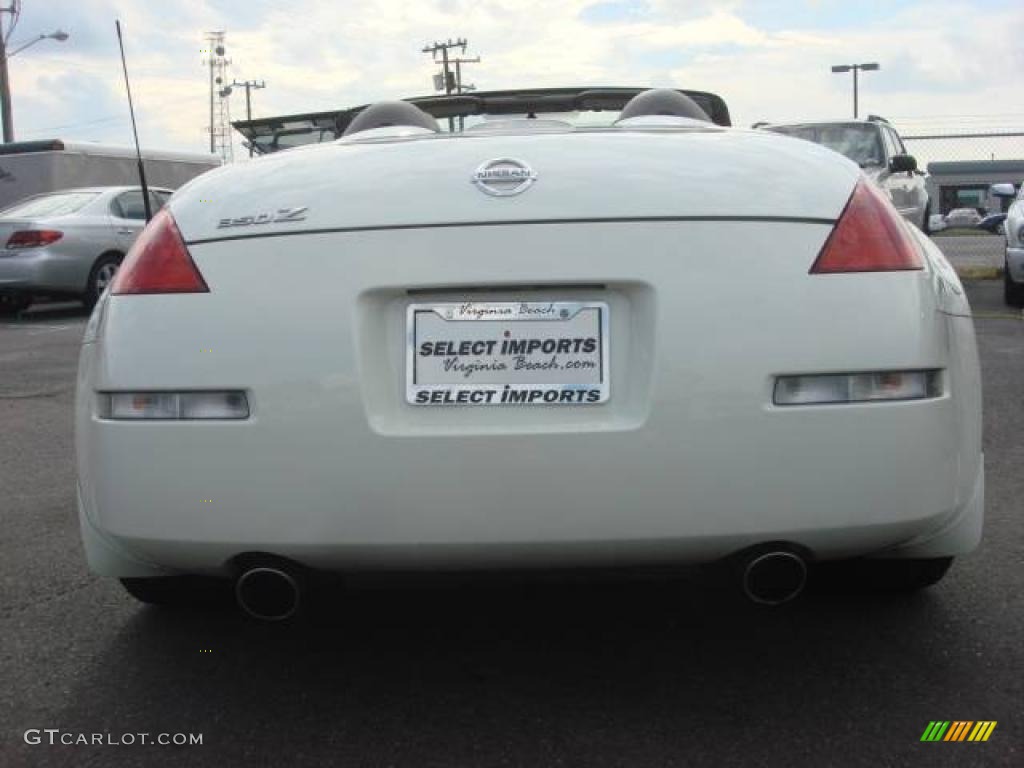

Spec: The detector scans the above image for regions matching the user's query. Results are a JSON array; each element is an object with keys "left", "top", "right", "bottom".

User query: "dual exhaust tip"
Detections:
[
  {"left": 740, "top": 550, "right": 808, "bottom": 606},
  {"left": 233, "top": 548, "right": 809, "bottom": 620},
  {"left": 235, "top": 565, "right": 301, "bottom": 621}
]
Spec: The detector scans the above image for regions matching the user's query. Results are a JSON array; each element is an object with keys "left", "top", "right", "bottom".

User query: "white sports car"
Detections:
[{"left": 75, "top": 88, "right": 983, "bottom": 619}]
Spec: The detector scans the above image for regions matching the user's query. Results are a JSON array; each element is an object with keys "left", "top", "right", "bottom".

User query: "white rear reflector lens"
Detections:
[
  {"left": 103, "top": 391, "right": 249, "bottom": 420},
  {"left": 773, "top": 371, "right": 940, "bottom": 406}
]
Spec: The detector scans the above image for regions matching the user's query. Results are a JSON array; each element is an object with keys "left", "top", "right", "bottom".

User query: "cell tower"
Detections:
[{"left": 203, "top": 31, "right": 233, "bottom": 163}]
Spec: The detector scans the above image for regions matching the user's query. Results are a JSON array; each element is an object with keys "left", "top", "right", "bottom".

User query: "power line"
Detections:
[{"left": 19, "top": 92, "right": 202, "bottom": 136}]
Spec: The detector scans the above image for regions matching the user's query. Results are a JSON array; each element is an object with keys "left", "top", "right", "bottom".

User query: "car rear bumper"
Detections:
[
  {"left": 76, "top": 382, "right": 982, "bottom": 577},
  {"left": 0, "top": 247, "right": 85, "bottom": 293}
]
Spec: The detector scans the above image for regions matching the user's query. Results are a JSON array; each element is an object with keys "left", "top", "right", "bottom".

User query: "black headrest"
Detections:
[
  {"left": 343, "top": 101, "right": 440, "bottom": 136},
  {"left": 617, "top": 89, "right": 710, "bottom": 122}
]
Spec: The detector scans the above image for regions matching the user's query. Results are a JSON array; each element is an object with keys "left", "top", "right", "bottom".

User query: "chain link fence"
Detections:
[{"left": 898, "top": 130, "right": 1024, "bottom": 167}]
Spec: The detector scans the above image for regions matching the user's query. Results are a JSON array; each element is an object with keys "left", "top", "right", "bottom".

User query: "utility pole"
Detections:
[
  {"left": 451, "top": 55, "right": 479, "bottom": 132},
  {"left": 423, "top": 39, "right": 469, "bottom": 132},
  {"left": 451, "top": 56, "right": 480, "bottom": 95},
  {"left": 422, "top": 38, "right": 465, "bottom": 95},
  {"left": 226, "top": 79, "right": 265, "bottom": 157},
  {"left": 0, "top": 4, "right": 70, "bottom": 143},
  {"left": 0, "top": 8, "right": 13, "bottom": 143}
]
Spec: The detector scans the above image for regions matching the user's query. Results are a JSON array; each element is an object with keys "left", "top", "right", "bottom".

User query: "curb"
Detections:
[{"left": 956, "top": 267, "right": 1002, "bottom": 280}]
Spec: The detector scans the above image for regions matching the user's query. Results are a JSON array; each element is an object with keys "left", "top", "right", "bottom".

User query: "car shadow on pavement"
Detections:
[
  {"left": 50, "top": 574, "right": 961, "bottom": 765},
  {"left": 1, "top": 303, "right": 88, "bottom": 325},
  {"left": 3, "top": 302, "right": 90, "bottom": 325}
]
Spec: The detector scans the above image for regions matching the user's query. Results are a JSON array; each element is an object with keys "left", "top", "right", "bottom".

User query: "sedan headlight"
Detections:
[{"left": 773, "top": 371, "right": 941, "bottom": 406}]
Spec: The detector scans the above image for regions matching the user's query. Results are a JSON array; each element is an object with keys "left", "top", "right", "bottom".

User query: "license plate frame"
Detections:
[{"left": 406, "top": 301, "right": 610, "bottom": 406}]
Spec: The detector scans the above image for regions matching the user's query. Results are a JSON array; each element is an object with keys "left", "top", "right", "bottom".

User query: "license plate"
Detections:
[{"left": 407, "top": 301, "right": 609, "bottom": 406}]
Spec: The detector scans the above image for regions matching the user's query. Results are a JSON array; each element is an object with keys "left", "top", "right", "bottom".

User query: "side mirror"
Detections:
[
  {"left": 889, "top": 154, "right": 917, "bottom": 173},
  {"left": 990, "top": 183, "right": 1017, "bottom": 198}
]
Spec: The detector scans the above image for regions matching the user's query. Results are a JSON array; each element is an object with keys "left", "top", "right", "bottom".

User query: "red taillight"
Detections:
[
  {"left": 809, "top": 179, "right": 923, "bottom": 273},
  {"left": 5, "top": 230, "right": 63, "bottom": 249},
  {"left": 111, "top": 209, "right": 209, "bottom": 295}
]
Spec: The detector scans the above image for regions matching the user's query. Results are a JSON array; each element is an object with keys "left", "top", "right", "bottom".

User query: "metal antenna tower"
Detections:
[{"left": 203, "top": 31, "right": 233, "bottom": 162}]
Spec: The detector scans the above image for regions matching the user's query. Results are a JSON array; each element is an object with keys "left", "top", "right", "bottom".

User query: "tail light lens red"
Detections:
[
  {"left": 111, "top": 209, "right": 209, "bottom": 295},
  {"left": 809, "top": 179, "right": 923, "bottom": 273},
  {"left": 5, "top": 230, "right": 63, "bottom": 249}
]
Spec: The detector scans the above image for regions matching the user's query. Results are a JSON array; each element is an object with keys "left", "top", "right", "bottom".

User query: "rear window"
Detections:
[
  {"left": 767, "top": 124, "right": 884, "bottom": 168},
  {"left": 0, "top": 191, "right": 99, "bottom": 219}
]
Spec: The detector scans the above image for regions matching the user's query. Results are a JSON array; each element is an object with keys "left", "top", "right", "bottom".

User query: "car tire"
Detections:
[
  {"left": 921, "top": 203, "right": 931, "bottom": 236},
  {"left": 813, "top": 556, "right": 954, "bottom": 594},
  {"left": 120, "top": 576, "right": 233, "bottom": 607},
  {"left": 0, "top": 292, "right": 32, "bottom": 317},
  {"left": 1005, "top": 264, "right": 1024, "bottom": 307},
  {"left": 84, "top": 253, "right": 123, "bottom": 309}
]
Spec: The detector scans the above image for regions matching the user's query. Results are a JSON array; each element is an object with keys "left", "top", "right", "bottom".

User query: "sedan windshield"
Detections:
[
  {"left": 0, "top": 191, "right": 99, "bottom": 219},
  {"left": 768, "top": 124, "right": 885, "bottom": 167}
]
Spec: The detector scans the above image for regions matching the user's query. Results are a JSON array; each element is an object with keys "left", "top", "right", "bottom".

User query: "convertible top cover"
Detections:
[{"left": 232, "top": 87, "right": 732, "bottom": 155}]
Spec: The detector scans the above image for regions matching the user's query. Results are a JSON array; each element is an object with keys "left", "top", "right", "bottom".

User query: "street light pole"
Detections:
[
  {"left": 0, "top": 13, "right": 13, "bottom": 143},
  {"left": 8, "top": 30, "right": 69, "bottom": 58},
  {"left": 0, "top": 4, "right": 70, "bottom": 143},
  {"left": 831, "top": 62, "right": 879, "bottom": 119}
]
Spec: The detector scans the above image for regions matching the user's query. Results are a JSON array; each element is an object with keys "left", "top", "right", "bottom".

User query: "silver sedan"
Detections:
[{"left": 0, "top": 186, "right": 171, "bottom": 315}]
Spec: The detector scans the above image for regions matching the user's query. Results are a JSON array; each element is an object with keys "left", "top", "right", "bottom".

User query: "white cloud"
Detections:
[{"left": 6, "top": 0, "right": 1022, "bottom": 159}]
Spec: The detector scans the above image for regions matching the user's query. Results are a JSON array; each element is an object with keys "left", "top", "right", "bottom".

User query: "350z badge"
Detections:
[{"left": 217, "top": 206, "right": 309, "bottom": 229}]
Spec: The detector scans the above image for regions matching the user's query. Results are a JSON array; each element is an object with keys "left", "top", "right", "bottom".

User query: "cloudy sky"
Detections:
[{"left": 7, "top": 0, "right": 1023, "bottom": 159}]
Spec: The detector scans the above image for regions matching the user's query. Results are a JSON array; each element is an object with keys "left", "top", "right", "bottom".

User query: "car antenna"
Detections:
[{"left": 115, "top": 20, "right": 153, "bottom": 223}]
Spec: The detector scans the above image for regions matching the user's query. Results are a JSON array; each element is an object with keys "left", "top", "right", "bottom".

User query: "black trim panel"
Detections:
[{"left": 187, "top": 215, "right": 836, "bottom": 246}]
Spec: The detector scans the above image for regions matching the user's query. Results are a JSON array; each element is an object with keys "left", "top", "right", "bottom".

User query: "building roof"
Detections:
[
  {"left": 927, "top": 159, "right": 1024, "bottom": 176},
  {"left": 0, "top": 139, "right": 219, "bottom": 165}
]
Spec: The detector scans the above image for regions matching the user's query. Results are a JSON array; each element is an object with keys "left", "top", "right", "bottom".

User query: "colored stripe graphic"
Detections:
[
  {"left": 972, "top": 722, "right": 997, "bottom": 742},
  {"left": 945, "top": 722, "right": 971, "bottom": 741},
  {"left": 921, "top": 721, "right": 950, "bottom": 741},
  {"left": 921, "top": 721, "right": 996, "bottom": 742}
]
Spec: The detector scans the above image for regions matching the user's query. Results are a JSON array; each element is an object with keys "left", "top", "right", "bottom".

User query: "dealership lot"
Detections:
[{"left": 1, "top": 280, "right": 1021, "bottom": 767}]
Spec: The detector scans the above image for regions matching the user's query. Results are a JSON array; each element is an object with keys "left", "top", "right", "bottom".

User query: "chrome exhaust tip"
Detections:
[
  {"left": 235, "top": 566, "right": 301, "bottom": 621},
  {"left": 741, "top": 551, "right": 808, "bottom": 606}
]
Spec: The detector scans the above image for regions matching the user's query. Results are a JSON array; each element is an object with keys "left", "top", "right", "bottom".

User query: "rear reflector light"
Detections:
[
  {"left": 101, "top": 391, "right": 249, "bottom": 420},
  {"left": 111, "top": 209, "right": 209, "bottom": 294},
  {"left": 5, "top": 230, "right": 63, "bottom": 249},
  {"left": 809, "top": 179, "right": 923, "bottom": 273},
  {"left": 773, "top": 371, "right": 941, "bottom": 406}
]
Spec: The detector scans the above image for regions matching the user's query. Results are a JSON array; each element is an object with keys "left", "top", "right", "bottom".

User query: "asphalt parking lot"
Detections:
[{"left": 1, "top": 281, "right": 1021, "bottom": 768}]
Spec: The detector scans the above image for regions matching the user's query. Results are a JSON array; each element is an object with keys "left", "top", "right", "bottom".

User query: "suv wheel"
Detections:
[{"left": 1005, "top": 262, "right": 1024, "bottom": 307}]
